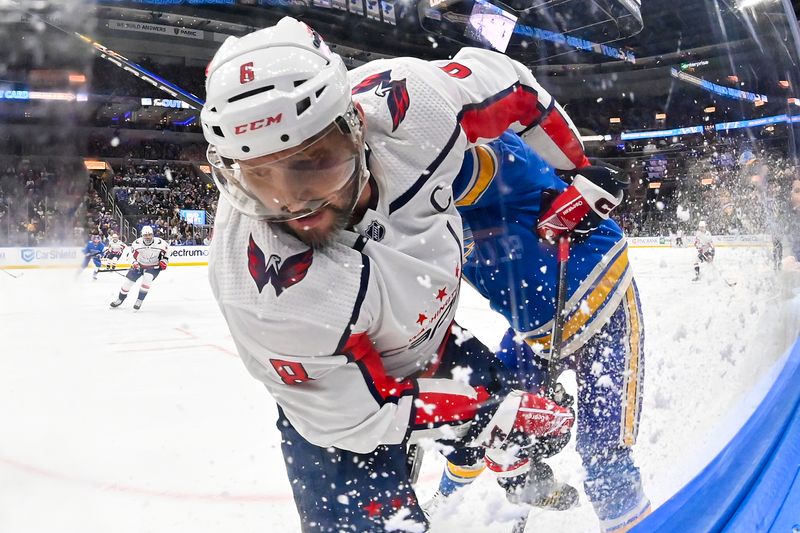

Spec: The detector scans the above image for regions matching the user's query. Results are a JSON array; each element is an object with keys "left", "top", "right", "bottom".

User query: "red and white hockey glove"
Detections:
[
  {"left": 537, "top": 166, "right": 627, "bottom": 242},
  {"left": 470, "top": 390, "right": 574, "bottom": 476},
  {"left": 158, "top": 260, "right": 168, "bottom": 270},
  {"left": 470, "top": 391, "right": 575, "bottom": 446}
]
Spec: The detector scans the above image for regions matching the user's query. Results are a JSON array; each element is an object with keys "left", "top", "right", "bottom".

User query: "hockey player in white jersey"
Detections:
[
  {"left": 102, "top": 233, "right": 127, "bottom": 270},
  {"left": 110, "top": 226, "right": 169, "bottom": 310},
  {"left": 693, "top": 220, "right": 715, "bottom": 281},
  {"left": 202, "top": 17, "right": 606, "bottom": 532}
]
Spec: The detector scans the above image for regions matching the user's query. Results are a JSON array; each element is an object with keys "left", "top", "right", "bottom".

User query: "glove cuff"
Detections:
[
  {"left": 467, "top": 390, "right": 523, "bottom": 447},
  {"left": 485, "top": 449, "right": 530, "bottom": 478}
]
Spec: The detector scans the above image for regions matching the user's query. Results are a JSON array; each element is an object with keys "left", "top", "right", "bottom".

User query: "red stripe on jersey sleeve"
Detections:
[
  {"left": 343, "top": 333, "right": 491, "bottom": 429},
  {"left": 539, "top": 109, "right": 591, "bottom": 169},
  {"left": 459, "top": 85, "right": 542, "bottom": 143},
  {"left": 343, "top": 333, "right": 415, "bottom": 402},
  {"left": 414, "top": 386, "right": 489, "bottom": 427}
]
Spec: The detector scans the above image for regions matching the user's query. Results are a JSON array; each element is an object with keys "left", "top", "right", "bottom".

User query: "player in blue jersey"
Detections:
[
  {"left": 427, "top": 131, "right": 649, "bottom": 533},
  {"left": 80, "top": 234, "right": 106, "bottom": 280}
]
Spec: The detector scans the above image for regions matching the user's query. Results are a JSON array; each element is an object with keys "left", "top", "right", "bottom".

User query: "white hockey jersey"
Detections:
[
  {"left": 695, "top": 230, "right": 714, "bottom": 250},
  {"left": 107, "top": 239, "right": 127, "bottom": 254},
  {"left": 210, "top": 47, "right": 587, "bottom": 453},
  {"left": 131, "top": 237, "right": 169, "bottom": 267}
]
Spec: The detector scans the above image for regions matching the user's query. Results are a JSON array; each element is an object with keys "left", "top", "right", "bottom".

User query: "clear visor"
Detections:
[{"left": 208, "top": 123, "right": 364, "bottom": 222}]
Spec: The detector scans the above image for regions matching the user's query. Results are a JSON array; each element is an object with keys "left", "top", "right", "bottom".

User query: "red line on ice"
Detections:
[
  {"left": 114, "top": 343, "right": 238, "bottom": 357},
  {"left": 0, "top": 456, "right": 293, "bottom": 503}
]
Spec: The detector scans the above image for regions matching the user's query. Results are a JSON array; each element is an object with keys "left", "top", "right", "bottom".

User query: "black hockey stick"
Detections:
[
  {"left": 96, "top": 267, "right": 130, "bottom": 274},
  {"left": 407, "top": 443, "right": 425, "bottom": 486},
  {"left": 0, "top": 267, "right": 23, "bottom": 279},
  {"left": 709, "top": 262, "right": 737, "bottom": 287},
  {"left": 544, "top": 235, "right": 571, "bottom": 396},
  {"left": 511, "top": 235, "right": 571, "bottom": 533},
  {"left": 99, "top": 267, "right": 131, "bottom": 278}
]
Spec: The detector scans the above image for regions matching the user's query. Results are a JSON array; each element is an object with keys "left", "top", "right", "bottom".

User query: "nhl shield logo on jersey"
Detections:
[
  {"left": 247, "top": 234, "right": 313, "bottom": 296},
  {"left": 365, "top": 220, "right": 386, "bottom": 242},
  {"left": 351, "top": 70, "right": 409, "bottom": 132}
]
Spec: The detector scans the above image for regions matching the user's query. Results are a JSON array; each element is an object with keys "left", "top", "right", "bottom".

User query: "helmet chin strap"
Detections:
[
  {"left": 342, "top": 146, "right": 372, "bottom": 228},
  {"left": 331, "top": 102, "right": 370, "bottom": 223},
  {"left": 334, "top": 103, "right": 362, "bottom": 137}
]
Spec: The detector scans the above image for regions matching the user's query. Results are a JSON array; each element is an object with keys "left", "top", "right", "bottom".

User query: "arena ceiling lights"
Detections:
[
  {"left": 670, "top": 67, "right": 769, "bottom": 103},
  {"left": 416, "top": 0, "right": 642, "bottom": 63},
  {"left": 736, "top": 0, "right": 779, "bottom": 9}
]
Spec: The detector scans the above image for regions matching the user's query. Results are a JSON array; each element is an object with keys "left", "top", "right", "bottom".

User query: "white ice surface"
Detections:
[{"left": 0, "top": 246, "right": 794, "bottom": 533}]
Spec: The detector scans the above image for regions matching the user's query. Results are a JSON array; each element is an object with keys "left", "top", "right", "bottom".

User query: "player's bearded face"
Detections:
[
  {"left": 282, "top": 176, "right": 362, "bottom": 247},
  {"left": 237, "top": 123, "right": 366, "bottom": 247}
]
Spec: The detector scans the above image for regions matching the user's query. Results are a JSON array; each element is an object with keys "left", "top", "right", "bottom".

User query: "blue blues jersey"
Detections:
[
  {"left": 83, "top": 240, "right": 106, "bottom": 257},
  {"left": 454, "top": 131, "right": 632, "bottom": 359}
]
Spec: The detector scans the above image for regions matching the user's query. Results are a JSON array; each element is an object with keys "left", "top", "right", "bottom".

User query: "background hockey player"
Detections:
[
  {"left": 79, "top": 234, "right": 105, "bottom": 280},
  {"left": 693, "top": 220, "right": 715, "bottom": 281},
  {"left": 101, "top": 233, "right": 127, "bottom": 271},
  {"left": 110, "top": 226, "right": 168, "bottom": 310},
  {"left": 202, "top": 17, "right": 592, "bottom": 532},
  {"left": 675, "top": 228, "right": 684, "bottom": 247},
  {"left": 427, "top": 131, "right": 649, "bottom": 533}
]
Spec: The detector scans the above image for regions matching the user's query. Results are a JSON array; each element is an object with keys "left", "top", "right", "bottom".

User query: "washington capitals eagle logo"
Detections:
[
  {"left": 247, "top": 234, "right": 313, "bottom": 296},
  {"left": 351, "top": 70, "right": 409, "bottom": 132}
]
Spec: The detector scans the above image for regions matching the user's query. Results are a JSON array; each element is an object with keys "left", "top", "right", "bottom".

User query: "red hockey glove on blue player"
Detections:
[
  {"left": 537, "top": 165, "right": 628, "bottom": 242},
  {"left": 158, "top": 260, "right": 168, "bottom": 270},
  {"left": 477, "top": 387, "right": 575, "bottom": 478},
  {"left": 469, "top": 390, "right": 574, "bottom": 477}
]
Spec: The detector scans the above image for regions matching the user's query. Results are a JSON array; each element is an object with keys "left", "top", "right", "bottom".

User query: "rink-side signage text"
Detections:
[
  {"left": 168, "top": 247, "right": 210, "bottom": 258},
  {"left": 19, "top": 248, "right": 79, "bottom": 264},
  {"left": 107, "top": 20, "right": 205, "bottom": 40},
  {"left": 627, "top": 234, "right": 770, "bottom": 248},
  {"left": 141, "top": 98, "right": 192, "bottom": 109},
  {"left": 0, "top": 246, "right": 211, "bottom": 269},
  {"left": 0, "top": 238, "right": 771, "bottom": 268}
]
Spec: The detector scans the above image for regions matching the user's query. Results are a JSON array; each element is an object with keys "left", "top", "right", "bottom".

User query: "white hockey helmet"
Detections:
[
  {"left": 202, "top": 17, "right": 351, "bottom": 160},
  {"left": 202, "top": 17, "right": 367, "bottom": 221},
  {"left": 141, "top": 225, "right": 154, "bottom": 244},
  {"left": 698, "top": 220, "right": 707, "bottom": 228}
]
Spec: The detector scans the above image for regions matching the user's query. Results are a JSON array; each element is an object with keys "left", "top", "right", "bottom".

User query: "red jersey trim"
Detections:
[
  {"left": 458, "top": 84, "right": 544, "bottom": 143},
  {"left": 343, "top": 333, "right": 415, "bottom": 405},
  {"left": 413, "top": 386, "right": 489, "bottom": 429},
  {"left": 539, "top": 108, "right": 591, "bottom": 169}
]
